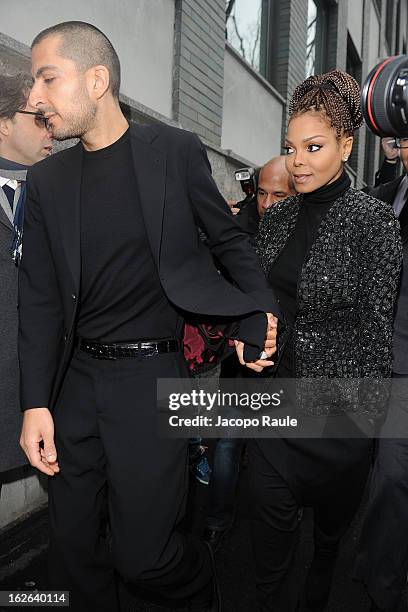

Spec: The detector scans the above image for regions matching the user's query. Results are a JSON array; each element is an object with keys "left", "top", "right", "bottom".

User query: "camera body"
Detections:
[
  {"left": 362, "top": 55, "right": 408, "bottom": 137},
  {"left": 234, "top": 167, "right": 257, "bottom": 211}
]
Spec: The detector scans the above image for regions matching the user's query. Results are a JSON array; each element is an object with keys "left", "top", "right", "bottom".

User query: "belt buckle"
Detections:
[
  {"left": 140, "top": 342, "right": 157, "bottom": 358},
  {"left": 105, "top": 349, "right": 117, "bottom": 360},
  {"left": 100, "top": 343, "right": 117, "bottom": 360}
]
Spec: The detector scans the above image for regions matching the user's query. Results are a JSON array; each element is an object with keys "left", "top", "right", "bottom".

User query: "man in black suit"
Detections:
[
  {"left": 18, "top": 21, "right": 280, "bottom": 612},
  {"left": 0, "top": 73, "right": 52, "bottom": 483},
  {"left": 369, "top": 138, "right": 408, "bottom": 218},
  {"left": 354, "top": 136, "right": 408, "bottom": 612}
]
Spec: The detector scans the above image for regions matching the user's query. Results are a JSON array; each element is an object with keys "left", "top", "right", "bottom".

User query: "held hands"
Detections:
[
  {"left": 235, "top": 313, "right": 278, "bottom": 372},
  {"left": 20, "top": 408, "right": 60, "bottom": 476}
]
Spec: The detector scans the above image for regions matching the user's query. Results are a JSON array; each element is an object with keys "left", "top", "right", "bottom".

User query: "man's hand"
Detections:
[
  {"left": 227, "top": 199, "right": 241, "bottom": 215},
  {"left": 20, "top": 408, "right": 60, "bottom": 476},
  {"left": 235, "top": 313, "right": 278, "bottom": 372}
]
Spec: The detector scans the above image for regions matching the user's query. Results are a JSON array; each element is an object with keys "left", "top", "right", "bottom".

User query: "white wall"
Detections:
[
  {"left": 222, "top": 47, "right": 283, "bottom": 166},
  {"left": 0, "top": 0, "right": 175, "bottom": 118},
  {"left": 0, "top": 473, "right": 47, "bottom": 530},
  {"left": 348, "top": 0, "right": 364, "bottom": 55}
]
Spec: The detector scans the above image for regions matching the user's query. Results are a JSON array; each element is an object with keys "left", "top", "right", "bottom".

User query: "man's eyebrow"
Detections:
[{"left": 35, "top": 65, "right": 60, "bottom": 78}]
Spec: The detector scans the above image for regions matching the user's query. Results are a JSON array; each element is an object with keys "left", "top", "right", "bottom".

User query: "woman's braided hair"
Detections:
[{"left": 289, "top": 70, "right": 363, "bottom": 137}]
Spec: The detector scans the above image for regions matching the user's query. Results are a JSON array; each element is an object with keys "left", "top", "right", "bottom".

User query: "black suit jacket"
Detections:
[
  {"left": 18, "top": 123, "right": 279, "bottom": 410},
  {"left": 369, "top": 175, "right": 408, "bottom": 242},
  {"left": 370, "top": 176, "right": 408, "bottom": 373},
  {"left": 370, "top": 175, "right": 404, "bottom": 206}
]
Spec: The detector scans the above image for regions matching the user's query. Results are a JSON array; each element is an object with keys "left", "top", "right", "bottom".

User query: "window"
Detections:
[
  {"left": 373, "top": 0, "right": 382, "bottom": 13},
  {"left": 395, "top": 0, "right": 406, "bottom": 54},
  {"left": 306, "top": 0, "right": 318, "bottom": 76},
  {"left": 364, "top": 128, "right": 378, "bottom": 187},
  {"left": 226, "top": 0, "right": 269, "bottom": 76},
  {"left": 306, "top": 0, "right": 327, "bottom": 77},
  {"left": 385, "top": 0, "right": 395, "bottom": 52},
  {"left": 346, "top": 34, "right": 362, "bottom": 174}
]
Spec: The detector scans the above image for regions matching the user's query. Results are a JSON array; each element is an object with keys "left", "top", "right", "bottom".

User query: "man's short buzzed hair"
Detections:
[
  {"left": 31, "top": 21, "right": 121, "bottom": 99},
  {"left": 0, "top": 72, "right": 33, "bottom": 120}
]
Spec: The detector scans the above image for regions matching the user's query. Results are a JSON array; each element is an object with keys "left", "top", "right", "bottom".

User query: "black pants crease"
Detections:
[{"left": 47, "top": 348, "right": 212, "bottom": 612}]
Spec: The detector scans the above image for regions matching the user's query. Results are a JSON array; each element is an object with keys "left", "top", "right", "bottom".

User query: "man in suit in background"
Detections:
[
  {"left": 18, "top": 21, "right": 280, "bottom": 612},
  {"left": 354, "top": 136, "right": 408, "bottom": 612},
  {"left": 369, "top": 137, "right": 408, "bottom": 218},
  {"left": 0, "top": 72, "right": 52, "bottom": 485}
]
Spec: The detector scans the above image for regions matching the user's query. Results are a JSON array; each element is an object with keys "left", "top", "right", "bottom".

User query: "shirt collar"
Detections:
[{"left": 0, "top": 177, "right": 18, "bottom": 190}]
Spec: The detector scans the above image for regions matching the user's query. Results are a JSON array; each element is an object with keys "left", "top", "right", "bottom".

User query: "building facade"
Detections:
[{"left": 0, "top": 0, "right": 407, "bottom": 530}]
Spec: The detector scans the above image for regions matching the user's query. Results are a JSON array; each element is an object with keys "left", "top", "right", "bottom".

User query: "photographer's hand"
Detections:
[
  {"left": 227, "top": 199, "right": 240, "bottom": 215},
  {"left": 381, "top": 137, "right": 399, "bottom": 161}
]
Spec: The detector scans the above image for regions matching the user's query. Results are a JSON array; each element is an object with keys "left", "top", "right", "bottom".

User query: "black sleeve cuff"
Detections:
[{"left": 232, "top": 312, "right": 268, "bottom": 362}]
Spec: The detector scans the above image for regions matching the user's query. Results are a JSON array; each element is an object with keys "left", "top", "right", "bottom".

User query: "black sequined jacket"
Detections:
[{"left": 256, "top": 188, "right": 402, "bottom": 380}]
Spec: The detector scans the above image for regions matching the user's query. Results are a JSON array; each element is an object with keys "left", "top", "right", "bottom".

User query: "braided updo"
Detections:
[{"left": 289, "top": 70, "right": 363, "bottom": 137}]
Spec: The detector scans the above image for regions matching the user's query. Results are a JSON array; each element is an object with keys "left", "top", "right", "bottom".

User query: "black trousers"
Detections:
[
  {"left": 48, "top": 348, "right": 212, "bottom": 612},
  {"left": 354, "top": 375, "right": 408, "bottom": 611},
  {"left": 248, "top": 439, "right": 369, "bottom": 612}
]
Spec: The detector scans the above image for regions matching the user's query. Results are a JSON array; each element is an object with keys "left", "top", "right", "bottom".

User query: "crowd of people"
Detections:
[{"left": 0, "top": 18, "right": 408, "bottom": 612}]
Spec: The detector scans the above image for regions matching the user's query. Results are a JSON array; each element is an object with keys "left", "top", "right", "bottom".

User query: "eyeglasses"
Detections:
[
  {"left": 16, "top": 110, "right": 50, "bottom": 130},
  {"left": 394, "top": 137, "right": 408, "bottom": 149}
]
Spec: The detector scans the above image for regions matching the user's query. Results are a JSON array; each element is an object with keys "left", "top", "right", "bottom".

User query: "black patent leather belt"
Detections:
[{"left": 76, "top": 337, "right": 181, "bottom": 360}]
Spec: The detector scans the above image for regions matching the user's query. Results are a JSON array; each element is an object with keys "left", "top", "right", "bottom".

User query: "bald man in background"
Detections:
[
  {"left": 256, "top": 155, "right": 296, "bottom": 217},
  {"left": 230, "top": 155, "right": 296, "bottom": 236}
]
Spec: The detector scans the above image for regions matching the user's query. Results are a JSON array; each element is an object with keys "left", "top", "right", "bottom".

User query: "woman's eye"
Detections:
[
  {"left": 307, "top": 144, "right": 322, "bottom": 152},
  {"left": 44, "top": 78, "right": 55, "bottom": 84},
  {"left": 283, "top": 146, "right": 294, "bottom": 155}
]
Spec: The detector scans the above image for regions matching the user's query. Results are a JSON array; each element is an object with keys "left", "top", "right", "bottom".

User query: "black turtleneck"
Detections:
[{"left": 268, "top": 170, "right": 351, "bottom": 375}]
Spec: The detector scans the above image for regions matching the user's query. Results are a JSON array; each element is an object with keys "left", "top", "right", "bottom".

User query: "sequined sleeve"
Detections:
[
  {"left": 255, "top": 205, "right": 272, "bottom": 275},
  {"left": 255, "top": 196, "right": 299, "bottom": 276}
]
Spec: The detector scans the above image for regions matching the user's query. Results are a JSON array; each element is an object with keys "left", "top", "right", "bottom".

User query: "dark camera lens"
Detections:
[{"left": 361, "top": 55, "right": 408, "bottom": 137}]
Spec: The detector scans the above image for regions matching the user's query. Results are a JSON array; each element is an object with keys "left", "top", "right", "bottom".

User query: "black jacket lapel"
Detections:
[
  {"left": 55, "top": 142, "right": 83, "bottom": 291},
  {"left": 129, "top": 125, "right": 166, "bottom": 267}
]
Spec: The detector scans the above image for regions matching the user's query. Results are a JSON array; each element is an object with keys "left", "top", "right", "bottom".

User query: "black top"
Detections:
[
  {"left": 77, "top": 129, "right": 181, "bottom": 341},
  {"left": 268, "top": 171, "right": 351, "bottom": 375}
]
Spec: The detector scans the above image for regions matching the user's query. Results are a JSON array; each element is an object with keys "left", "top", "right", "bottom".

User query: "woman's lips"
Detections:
[{"left": 293, "top": 174, "right": 312, "bottom": 184}]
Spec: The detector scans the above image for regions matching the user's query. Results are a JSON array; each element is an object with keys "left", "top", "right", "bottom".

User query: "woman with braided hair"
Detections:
[{"left": 249, "top": 70, "right": 402, "bottom": 612}]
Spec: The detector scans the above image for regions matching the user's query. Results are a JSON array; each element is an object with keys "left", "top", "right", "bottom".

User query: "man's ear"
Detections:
[
  {"left": 87, "top": 65, "right": 110, "bottom": 100},
  {"left": 0, "top": 117, "right": 11, "bottom": 138}
]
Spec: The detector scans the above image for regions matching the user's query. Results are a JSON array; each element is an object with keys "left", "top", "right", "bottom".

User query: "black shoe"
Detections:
[
  {"left": 203, "top": 527, "right": 229, "bottom": 553},
  {"left": 188, "top": 542, "right": 221, "bottom": 612}
]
